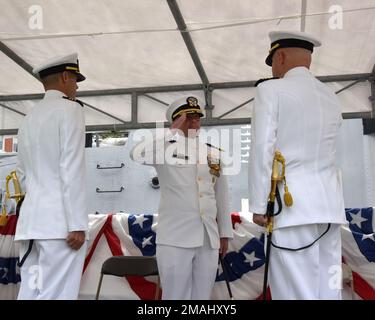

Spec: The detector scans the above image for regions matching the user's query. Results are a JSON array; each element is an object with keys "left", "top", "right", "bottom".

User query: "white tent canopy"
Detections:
[{"left": 0, "top": 0, "right": 374, "bottom": 134}]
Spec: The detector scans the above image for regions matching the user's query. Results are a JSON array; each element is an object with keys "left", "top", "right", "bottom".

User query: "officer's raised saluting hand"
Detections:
[{"left": 170, "top": 112, "right": 187, "bottom": 134}]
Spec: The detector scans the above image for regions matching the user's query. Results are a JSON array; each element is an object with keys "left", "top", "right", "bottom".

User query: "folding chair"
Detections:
[{"left": 95, "top": 256, "right": 160, "bottom": 300}]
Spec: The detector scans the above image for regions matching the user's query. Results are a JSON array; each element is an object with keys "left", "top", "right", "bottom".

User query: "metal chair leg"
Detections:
[{"left": 95, "top": 273, "right": 104, "bottom": 300}]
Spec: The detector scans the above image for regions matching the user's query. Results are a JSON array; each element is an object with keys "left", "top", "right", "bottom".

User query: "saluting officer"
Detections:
[
  {"left": 248, "top": 31, "right": 346, "bottom": 299},
  {"left": 15, "top": 53, "right": 88, "bottom": 299},
  {"left": 131, "top": 96, "right": 233, "bottom": 300}
]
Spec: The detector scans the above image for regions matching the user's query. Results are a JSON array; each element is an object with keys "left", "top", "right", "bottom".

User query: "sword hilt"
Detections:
[{"left": 6, "top": 171, "right": 25, "bottom": 204}]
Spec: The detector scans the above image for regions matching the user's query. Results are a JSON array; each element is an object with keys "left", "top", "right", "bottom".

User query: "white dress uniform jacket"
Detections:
[
  {"left": 249, "top": 67, "right": 346, "bottom": 228},
  {"left": 130, "top": 131, "right": 233, "bottom": 249},
  {"left": 15, "top": 90, "right": 88, "bottom": 240}
]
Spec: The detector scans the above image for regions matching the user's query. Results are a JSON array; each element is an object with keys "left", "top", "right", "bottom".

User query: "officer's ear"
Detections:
[
  {"left": 61, "top": 71, "right": 70, "bottom": 83},
  {"left": 276, "top": 49, "right": 287, "bottom": 66},
  {"left": 62, "top": 71, "right": 76, "bottom": 83}
]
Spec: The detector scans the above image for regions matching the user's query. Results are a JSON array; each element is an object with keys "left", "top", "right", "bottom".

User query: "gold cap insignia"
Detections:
[{"left": 187, "top": 96, "right": 198, "bottom": 107}]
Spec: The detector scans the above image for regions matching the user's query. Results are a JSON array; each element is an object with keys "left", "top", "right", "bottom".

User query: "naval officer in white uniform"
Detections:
[
  {"left": 15, "top": 53, "right": 88, "bottom": 299},
  {"left": 130, "top": 96, "right": 233, "bottom": 299},
  {"left": 248, "top": 31, "right": 346, "bottom": 299}
]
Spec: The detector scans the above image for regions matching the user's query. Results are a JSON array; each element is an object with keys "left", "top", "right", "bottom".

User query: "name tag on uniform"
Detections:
[{"left": 172, "top": 153, "right": 189, "bottom": 160}]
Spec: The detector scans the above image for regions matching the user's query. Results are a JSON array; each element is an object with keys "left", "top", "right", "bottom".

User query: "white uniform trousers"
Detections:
[
  {"left": 269, "top": 223, "right": 342, "bottom": 300},
  {"left": 17, "top": 239, "right": 87, "bottom": 300},
  {"left": 156, "top": 231, "right": 219, "bottom": 300}
]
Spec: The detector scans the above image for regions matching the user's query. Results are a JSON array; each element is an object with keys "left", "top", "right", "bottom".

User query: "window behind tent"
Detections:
[
  {"left": 4, "top": 138, "right": 13, "bottom": 152},
  {"left": 85, "top": 133, "right": 93, "bottom": 148},
  {"left": 0, "top": 136, "right": 17, "bottom": 153},
  {"left": 85, "top": 131, "right": 129, "bottom": 148},
  {"left": 12, "top": 138, "right": 18, "bottom": 152}
]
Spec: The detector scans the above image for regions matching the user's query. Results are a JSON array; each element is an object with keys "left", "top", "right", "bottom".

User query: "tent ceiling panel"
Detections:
[
  {"left": 306, "top": 0, "right": 375, "bottom": 14},
  {"left": 80, "top": 94, "right": 132, "bottom": 123},
  {"left": 0, "top": 106, "right": 25, "bottom": 130},
  {"left": 0, "top": 0, "right": 176, "bottom": 39},
  {"left": 178, "top": 0, "right": 301, "bottom": 82},
  {"left": 0, "top": 53, "right": 42, "bottom": 94},
  {"left": 0, "top": 0, "right": 374, "bottom": 133},
  {"left": 1, "top": 100, "right": 35, "bottom": 116},
  {"left": 327, "top": 81, "right": 372, "bottom": 113},
  {"left": 138, "top": 96, "right": 168, "bottom": 123},
  {"left": 305, "top": 4, "right": 375, "bottom": 75},
  {"left": 188, "top": 20, "right": 300, "bottom": 82},
  {"left": 177, "top": 0, "right": 302, "bottom": 24},
  {"left": 0, "top": 99, "right": 36, "bottom": 131},
  {"left": 3, "top": 30, "right": 201, "bottom": 92},
  {"left": 83, "top": 106, "right": 124, "bottom": 127},
  {"left": 0, "top": 97, "right": 129, "bottom": 129},
  {"left": 212, "top": 88, "right": 256, "bottom": 119}
]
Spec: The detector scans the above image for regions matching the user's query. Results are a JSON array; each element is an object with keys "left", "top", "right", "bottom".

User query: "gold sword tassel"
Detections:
[
  {"left": 272, "top": 151, "right": 293, "bottom": 208},
  {"left": 266, "top": 151, "right": 294, "bottom": 233}
]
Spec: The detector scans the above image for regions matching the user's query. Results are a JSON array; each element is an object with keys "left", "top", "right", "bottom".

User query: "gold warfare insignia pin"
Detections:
[{"left": 207, "top": 153, "right": 221, "bottom": 177}]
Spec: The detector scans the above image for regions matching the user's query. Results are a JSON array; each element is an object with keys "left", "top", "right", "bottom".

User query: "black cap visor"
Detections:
[
  {"left": 39, "top": 63, "right": 86, "bottom": 82},
  {"left": 265, "top": 38, "right": 314, "bottom": 66}
]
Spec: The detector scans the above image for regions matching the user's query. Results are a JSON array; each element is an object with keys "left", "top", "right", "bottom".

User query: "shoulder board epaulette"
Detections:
[
  {"left": 63, "top": 96, "right": 84, "bottom": 107},
  {"left": 206, "top": 143, "right": 224, "bottom": 152},
  {"left": 254, "top": 77, "right": 279, "bottom": 87}
]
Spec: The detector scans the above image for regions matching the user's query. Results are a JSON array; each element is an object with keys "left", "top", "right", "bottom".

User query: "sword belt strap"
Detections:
[
  {"left": 270, "top": 223, "right": 331, "bottom": 252},
  {"left": 18, "top": 239, "right": 34, "bottom": 267},
  {"left": 16, "top": 197, "right": 24, "bottom": 217},
  {"left": 273, "top": 187, "right": 282, "bottom": 217}
]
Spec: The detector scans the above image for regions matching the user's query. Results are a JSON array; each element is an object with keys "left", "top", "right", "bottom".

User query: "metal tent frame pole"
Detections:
[
  {"left": 0, "top": 73, "right": 371, "bottom": 103},
  {"left": 371, "top": 64, "right": 375, "bottom": 116}
]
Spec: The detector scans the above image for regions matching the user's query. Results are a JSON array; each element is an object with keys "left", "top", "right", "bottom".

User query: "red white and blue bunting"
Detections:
[{"left": 1, "top": 210, "right": 374, "bottom": 300}]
